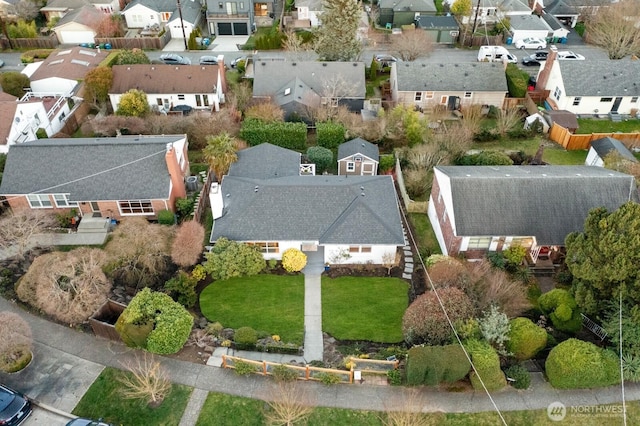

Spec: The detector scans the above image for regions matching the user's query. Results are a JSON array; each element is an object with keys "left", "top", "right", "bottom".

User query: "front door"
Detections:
[
  {"left": 90, "top": 202, "right": 101, "bottom": 217},
  {"left": 611, "top": 97, "right": 623, "bottom": 113}
]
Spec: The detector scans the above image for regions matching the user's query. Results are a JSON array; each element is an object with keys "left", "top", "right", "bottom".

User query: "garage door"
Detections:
[
  {"left": 217, "top": 23, "right": 232, "bottom": 35},
  {"left": 233, "top": 22, "right": 249, "bottom": 35},
  {"left": 58, "top": 30, "right": 95, "bottom": 44}
]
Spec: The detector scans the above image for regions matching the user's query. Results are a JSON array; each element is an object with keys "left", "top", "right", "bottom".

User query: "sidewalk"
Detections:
[{"left": 2, "top": 296, "right": 640, "bottom": 422}]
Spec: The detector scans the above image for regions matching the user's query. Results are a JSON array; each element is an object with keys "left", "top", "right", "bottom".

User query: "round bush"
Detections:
[
  {"left": 507, "top": 317, "right": 547, "bottom": 360},
  {"left": 427, "top": 258, "right": 470, "bottom": 290},
  {"left": 538, "top": 289, "right": 582, "bottom": 333},
  {"left": 157, "top": 209, "right": 175, "bottom": 225},
  {"left": 505, "top": 364, "right": 531, "bottom": 389},
  {"left": 402, "top": 288, "right": 474, "bottom": 345},
  {"left": 234, "top": 326, "right": 258, "bottom": 350},
  {"left": 281, "top": 248, "right": 307, "bottom": 273},
  {"left": 306, "top": 146, "right": 333, "bottom": 173},
  {"left": 545, "top": 338, "right": 621, "bottom": 389}
]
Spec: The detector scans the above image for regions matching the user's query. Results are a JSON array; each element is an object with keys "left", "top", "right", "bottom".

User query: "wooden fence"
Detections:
[
  {"left": 548, "top": 123, "right": 640, "bottom": 150},
  {"left": 89, "top": 299, "right": 127, "bottom": 342},
  {"left": 95, "top": 31, "right": 171, "bottom": 50},
  {"left": 193, "top": 171, "right": 213, "bottom": 223},
  {"left": 222, "top": 355, "right": 398, "bottom": 384},
  {"left": 502, "top": 97, "right": 525, "bottom": 110},
  {"left": 0, "top": 34, "right": 59, "bottom": 50}
]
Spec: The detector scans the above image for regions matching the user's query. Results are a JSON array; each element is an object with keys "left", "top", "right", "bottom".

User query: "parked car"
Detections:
[
  {"left": 374, "top": 54, "right": 398, "bottom": 68},
  {"left": 66, "top": 418, "right": 112, "bottom": 426},
  {"left": 0, "top": 384, "right": 32, "bottom": 426},
  {"left": 0, "top": 59, "right": 4, "bottom": 68},
  {"left": 515, "top": 37, "right": 547, "bottom": 50},
  {"left": 529, "top": 51, "right": 549, "bottom": 60},
  {"left": 230, "top": 55, "right": 247, "bottom": 69},
  {"left": 159, "top": 53, "right": 191, "bottom": 65},
  {"left": 199, "top": 55, "right": 218, "bottom": 65},
  {"left": 557, "top": 51, "right": 585, "bottom": 60},
  {"left": 522, "top": 57, "right": 542, "bottom": 66}
]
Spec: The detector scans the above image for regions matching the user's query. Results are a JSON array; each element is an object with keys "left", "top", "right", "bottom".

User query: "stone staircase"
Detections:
[
  {"left": 77, "top": 217, "right": 111, "bottom": 233},
  {"left": 609, "top": 112, "right": 622, "bottom": 122}
]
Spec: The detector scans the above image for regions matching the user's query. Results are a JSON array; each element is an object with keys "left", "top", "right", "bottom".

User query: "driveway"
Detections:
[{"left": 210, "top": 36, "right": 250, "bottom": 52}]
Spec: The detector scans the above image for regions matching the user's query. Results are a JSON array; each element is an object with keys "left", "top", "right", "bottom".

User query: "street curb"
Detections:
[{"left": 31, "top": 398, "right": 77, "bottom": 420}]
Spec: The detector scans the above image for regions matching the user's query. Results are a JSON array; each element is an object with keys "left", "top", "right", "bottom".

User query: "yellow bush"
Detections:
[{"left": 281, "top": 248, "right": 307, "bottom": 272}]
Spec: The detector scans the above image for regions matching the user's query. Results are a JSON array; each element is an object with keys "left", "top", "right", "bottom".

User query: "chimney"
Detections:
[
  {"left": 217, "top": 54, "right": 227, "bottom": 93},
  {"left": 165, "top": 143, "right": 187, "bottom": 200},
  {"left": 536, "top": 46, "right": 557, "bottom": 92}
]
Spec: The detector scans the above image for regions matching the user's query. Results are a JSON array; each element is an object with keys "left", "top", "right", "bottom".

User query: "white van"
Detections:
[{"left": 477, "top": 45, "right": 517, "bottom": 63}]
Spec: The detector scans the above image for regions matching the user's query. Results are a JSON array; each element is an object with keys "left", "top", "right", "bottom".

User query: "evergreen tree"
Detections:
[{"left": 313, "top": 0, "right": 362, "bottom": 61}]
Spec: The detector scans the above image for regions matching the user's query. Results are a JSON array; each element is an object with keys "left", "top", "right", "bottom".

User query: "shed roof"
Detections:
[
  {"left": 338, "top": 138, "right": 380, "bottom": 162},
  {"left": 590, "top": 137, "right": 638, "bottom": 163}
]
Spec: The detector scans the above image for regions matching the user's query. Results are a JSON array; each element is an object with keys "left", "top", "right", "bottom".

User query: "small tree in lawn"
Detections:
[
  {"left": 171, "top": 220, "right": 205, "bottom": 268},
  {"left": 0, "top": 312, "right": 33, "bottom": 373},
  {"left": 263, "top": 381, "right": 315, "bottom": 426},
  {"left": 282, "top": 248, "right": 307, "bottom": 272},
  {"left": 118, "top": 354, "right": 171, "bottom": 408},
  {"left": 84, "top": 66, "right": 113, "bottom": 111},
  {"left": 203, "top": 237, "right": 265, "bottom": 280},
  {"left": 0, "top": 210, "right": 56, "bottom": 260},
  {"left": 116, "top": 89, "right": 150, "bottom": 117}
]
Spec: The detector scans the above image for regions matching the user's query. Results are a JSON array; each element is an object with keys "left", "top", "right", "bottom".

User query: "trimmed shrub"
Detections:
[
  {"left": 272, "top": 364, "right": 299, "bottom": 382},
  {"left": 203, "top": 238, "right": 265, "bottom": 281},
  {"left": 157, "top": 209, "right": 175, "bottom": 225},
  {"left": 281, "top": 248, "right": 307, "bottom": 272},
  {"left": 387, "top": 369, "right": 403, "bottom": 385},
  {"left": 507, "top": 317, "right": 547, "bottom": 360},
  {"left": 306, "top": 146, "right": 333, "bottom": 173},
  {"left": 164, "top": 271, "right": 198, "bottom": 308},
  {"left": 405, "top": 345, "right": 471, "bottom": 386},
  {"left": 115, "top": 288, "right": 193, "bottom": 354},
  {"left": 206, "top": 321, "right": 224, "bottom": 337},
  {"left": 545, "top": 338, "right": 621, "bottom": 389},
  {"left": 239, "top": 119, "right": 307, "bottom": 150},
  {"left": 441, "top": 345, "right": 472, "bottom": 383},
  {"left": 466, "top": 339, "right": 506, "bottom": 391},
  {"left": 456, "top": 150, "right": 513, "bottom": 165},
  {"left": 316, "top": 122, "right": 345, "bottom": 149},
  {"left": 402, "top": 288, "right": 475, "bottom": 345},
  {"left": 0, "top": 312, "right": 33, "bottom": 373},
  {"left": 234, "top": 360, "right": 258, "bottom": 375},
  {"left": 538, "top": 289, "right": 582, "bottom": 333},
  {"left": 20, "top": 49, "right": 53, "bottom": 63},
  {"left": 505, "top": 364, "right": 531, "bottom": 389},
  {"left": 379, "top": 154, "right": 395, "bottom": 173},
  {"left": 234, "top": 326, "right": 258, "bottom": 350},
  {"left": 317, "top": 372, "right": 341, "bottom": 385},
  {"left": 505, "top": 63, "right": 529, "bottom": 98}
]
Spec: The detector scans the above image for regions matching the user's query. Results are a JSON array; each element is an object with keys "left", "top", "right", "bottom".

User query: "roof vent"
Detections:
[
  {"left": 292, "top": 62, "right": 297, "bottom": 66},
  {"left": 353, "top": 63, "right": 358, "bottom": 67},
  {"left": 361, "top": 192, "right": 365, "bottom": 196},
  {"left": 226, "top": 193, "right": 230, "bottom": 197},
  {"left": 261, "top": 62, "right": 266, "bottom": 66},
  {"left": 360, "top": 186, "right": 364, "bottom": 190},
  {"left": 422, "top": 63, "right": 426, "bottom": 67},
  {"left": 254, "top": 186, "right": 259, "bottom": 192},
  {"left": 284, "top": 87, "right": 291, "bottom": 96},
  {"left": 440, "top": 64, "right": 444, "bottom": 67}
]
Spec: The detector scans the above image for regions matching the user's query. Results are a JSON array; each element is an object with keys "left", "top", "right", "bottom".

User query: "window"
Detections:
[
  {"left": 247, "top": 242, "right": 279, "bottom": 253},
  {"left": 440, "top": 96, "right": 447, "bottom": 104},
  {"left": 425, "top": 91, "right": 434, "bottom": 99},
  {"left": 467, "top": 237, "right": 491, "bottom": 250},
  {"left": 177, "top": 94, "right": 185, "bottom": 100},
  {"left": 118, "top": 200, "right": 154, "bottom": 215},
  {"left": 203, "top": 95, "right": 209, "bottom": 106},
  {"left": 240, "top": 2, "right": 244, "bottom": 8},
  {"left": 161, "top": 12, "right": 171, "bottom": 21},
  {"left": 27, "top": 194, "right": 52, "bottom": 208},
  {"left": 464, "top": 92, "right": 472, "bottom": 98},
  {"left": 59, "top": 111, "right": 66, "bottom": 123},
  {"left": 195, "top": 95, "right": 202, "bottom": 107},
  {"left": 156, "top": 98, "right": 163, "bottom": 106},
  {"left": 346, "top": 162, "right": 355, "bottom": 172},
  {"left": 600, "top": 97, "right": 613, "bottom": 102},
  {"left": 415, "top": 92, "right": 422, "bottom": 102},
  {"left": 632, "top": 97, "right": 638, "bottom": 103},
  {"left": 349, "top": 245, "right": 372, "bottom": 253},
  {"left": 573, "top": 97, "right": 581, "bottom": 106},
  {"left": 219, "top": 2, "right": 223, "bottom": 8},
  {"left": 553, "top": 87, "right": 562, "bottom": 101},
  {"left": 53, "top": 194, "right": 78, "bottom": 208}
]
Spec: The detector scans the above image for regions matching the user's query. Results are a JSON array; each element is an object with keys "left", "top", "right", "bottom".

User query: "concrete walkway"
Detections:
[
  {"left": 2, "top": 296, "right": 640, "bottom": 423},
  {"left": 302, "top": 248, "right": 325, "bottom": 362}
]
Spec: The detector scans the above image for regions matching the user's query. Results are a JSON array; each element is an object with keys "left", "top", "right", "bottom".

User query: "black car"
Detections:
[
  {"left": 521, "top": 57, "right": 542, "bottom": 66},
  {"left": 529, "top": 51, "right": 549, "bottom": 60},
  {"left": 0, "top": 384, "right": 32, "bottom": 426},
  {"left": 159, "top": 53, "right": 191, "bottom": 65}
]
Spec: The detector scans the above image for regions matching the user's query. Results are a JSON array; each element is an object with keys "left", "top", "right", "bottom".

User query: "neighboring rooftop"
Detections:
[
  {"left": 28, "top": 46, "right": 108, "bottom": 82},
  {"left": 227, "top": 143, "right": 302, "bottom": 179},
  {"left": 558, "top": 60, "right": 640, "bottom": 97},
  {"left": 510, "top": 14, "right": 551, "bottom": 31},
  {"left": 110, "top": 64, "right": 220, "bottom": 94},
  {"left": 415, "top": 15, "right": 459, "bottom": 29},
  {"left": 395, "top": 62, "right": 508, "bottom": 92},
  {"left": 590, "top": 137, "right": 638, "bottom": 163}
]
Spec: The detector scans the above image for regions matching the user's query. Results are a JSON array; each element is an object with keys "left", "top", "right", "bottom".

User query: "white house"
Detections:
[
  {"left": 209, "top": 143, "right": 405, "bottom": 264},
  {"left": 109, "top": 62, "right": 227, "bottom": 113},
  {"left": 52, "top": 5, "right": 102, "bottom": 45},
  {"left": 122, "top": 0, "right": 201, "bottom": 40},
  {"left": 537, "top": 51, "right": 640, "bottom": 116},
  {"left": 296, "top": 0, "right": 322, "bottom": 27}
]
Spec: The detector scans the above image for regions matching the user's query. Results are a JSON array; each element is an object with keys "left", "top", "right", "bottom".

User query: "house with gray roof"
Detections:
[
  {"left": 379, "top": 0, "right": 436, "bottom": 27},
  {"left": 337, "top": 138, "right": 380, "bottom": 176},
  {"left": 209, "top": 143, "right": 404, "bottom": 264},
  {"left": 509, "top": 14, "right": 552, "bottom": 43},
  {"left": 40, "top": 0, "right": 119, "bottom": 22},
  {"left": 390, "top": 62, "right": 508, "bottom": 111},
  {"left": 0, "top": 135, "right": 189, "bottom": 220},
  {"left": 52, "top": 4, "right": 102, "bottom": 45},
  {"left": 452, "top": 0, "right": 531, "bottom": 25},
  {"left": 428, "top": 165, "right": 639, "bottom": 259},
  {"left": 586, "top": 137, "right": 639, "bottom": 168},
  {"left": 539, "top": 56, "right": 640, "bottom": 117},
  {"left": 252, "top": 61, "right": 366, "bottom": 122},
  {"left": 123, "top": 0, "right": 201, "bottom": 40},
  {"left": 414, "top": 15, "right": 460, "bottom": 44}
]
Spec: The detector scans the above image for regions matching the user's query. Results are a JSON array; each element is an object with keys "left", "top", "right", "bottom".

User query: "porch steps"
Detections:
[
  {"left": 528, "top": 265, "right": 555, "bottom": 277},
  {"left": 609, "top": 112, "right": 622, "bottom": 122},
  {"left": 77, "top": 217, "right": 110, "bottom": 233}
]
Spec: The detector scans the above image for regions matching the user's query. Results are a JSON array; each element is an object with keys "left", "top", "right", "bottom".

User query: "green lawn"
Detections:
[
  {"left": 72, "top": 367, "right": 192, "bottom": 426},
  {"left": 576, "top": 118, "right": 640, "bottom": 134},
  {"left": 366, "top": 73, "right": 389, "bottom": 97},
  {"left": 408, "top": 213, "right": 441, "bottom": 256},
  {"left": 321, "top": 277, "right": 408, "bottom": 343},
  {"left": 199, "top": 274, "right": 305, "bottom": 345},
  {"left": 195, "top": 391, "right": 640, "bottom": 426},
  {"left": 471, "top": 136, "right": 588, "bottom": 165},
  {"left": 542, "top": 146, "right": 588, "bottom": 165}
]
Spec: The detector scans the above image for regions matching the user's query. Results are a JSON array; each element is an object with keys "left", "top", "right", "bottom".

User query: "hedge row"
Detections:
[
  {"left": 239, "top": 119, "right": 307, "bottom": 150},
  {"left": 466, "top": 339, "right": 506, "bottom": 391},
  {"left": 505, "top": 63, "right": 530, "bottom": 98},
  {"left": 405, "top": 345, "right": 471, "bottom": 386},
  {"left": 316, "top": 122, "right": 345, "bottom": 149}
]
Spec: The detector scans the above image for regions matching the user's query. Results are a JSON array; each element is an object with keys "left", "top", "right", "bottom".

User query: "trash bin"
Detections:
[
  {"left": 560, "top": 37, "right": 567, "bottom": 44},
  {"left": 506, "top": 37, "right": 513, "bottom": 45},
  {"left": 105, "top": 43, "right": 112, "bottom": 49},
  {"left": 324, "top": 264, "right": 330, "bottom": 272}
]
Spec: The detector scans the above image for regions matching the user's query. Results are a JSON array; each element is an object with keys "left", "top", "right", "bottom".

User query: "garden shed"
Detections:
[{"left": 414, "top": 15, "right": 459, "bottom": 44}]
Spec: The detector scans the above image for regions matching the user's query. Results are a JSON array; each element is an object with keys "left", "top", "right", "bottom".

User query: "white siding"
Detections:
[
  {"left": 585, "top": 147, "right": 604, "bottom": 167},
  {"left": 123, "top": 4, "right": 160, "bottom": 29},
  {"left": 30, "top": 77, "right": 77, "bottom": 95},
  {"left": 323, "top": 244, "right": 399, "bottom": 264},
  {"left": 427, "top": 194, "right": 449, "bottom": 256}
]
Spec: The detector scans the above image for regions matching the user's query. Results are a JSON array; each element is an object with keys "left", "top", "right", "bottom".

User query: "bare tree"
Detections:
[
  {"left": 382, "top": 251, "right": 399, "bottom": 276},
  {"left": 381, "top": 388, "right": 439, "bottom": 426},
  {"left": 245, "top": 101, "right": 285, "bottom": 122},
  {"left": 5, "top": 0, "right": 39, "bottom": 21},
  {"left": 0, "top": 209, "right": 56, "bottom": 260},
  {"left": 458, "top": 105, "right": 484, "bottom": 139},
  {"left": 584, "top": 0, "right": 640, "bottom": 59},
  {"left": 390, "top": 28, "right": 434, "bottom": 61},
  {"left": 467, "top": 260, "right": 531, "bottom": 318},
  {"left": 118, "top": 354, "right": 171, "bottom": 407},
  {"left": 171, "top": 220, "right": 205, "bottom": 268},
  {"left": 263, "top": 381, "right": 315, "bottom": 426},
  {"left": 226, "top": 80, "right": 253, "bottom": 114},
  {"left": 603, "top": 151, "right": 640, "bottom": 184},
  {"left": 495, "top": 108, "right": 523, "bottom": 137},
  {"left": 282, "top": 27, "right": 305, "bottom": 52}
]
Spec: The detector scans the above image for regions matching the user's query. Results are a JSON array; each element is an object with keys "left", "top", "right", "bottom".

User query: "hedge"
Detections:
[
  {"left": 405, "top": 345, "right": 471, "bottom": 386},
  {"left": 546, "top": 338, "right": 621, "bottom": 389},
  {"left": 505, "top": 63, "right": 529, "bottom": 98},
  {"left": 316, "top": 122, "right": 345, "bottom": 149},
  {"left": 507, "top": 317, "right": 547, "bottom": 360},
  {"left": 538, "top": 289, "right": 582, "bottom": 333},
  {"left": 239, "top": 119, "right": 307, "bottom": 150},
  {"left": 466, "top": 339, "right": 506, "bottom": 391}
]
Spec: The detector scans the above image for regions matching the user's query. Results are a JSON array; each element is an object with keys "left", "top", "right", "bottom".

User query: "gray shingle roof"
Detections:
[
  {"left": 558, "top": 60, "right": 640, "bottom": 97},
  {"left": 338, "top": 138, "right": 379, "bottom": 162},
  {"left": 544, "top": 0, "right": 578, "bottom": 15},
  {"left": 415, "top": 15, "right": 459, "bottom": 29},
  {"left": 379, "top": 0, "right": 436, "bottom": 12},
  {"left": 436, "top": 165, "right": 639, "bottom": 245},
  {"left": 123, "top": 0, "right": 177, "bottom": 12},
  {"left": 541, "top": 11, "right": 564, "bottom": 30},
  {"left": 510, "top": 15, "right": 550, "bottom": 31},
  {"left": 253, "top": 61, "right": 366, "bottom": 99},
  {"left": 395, "top": 62, "right": 507, "bottom": 92},
  {"left": 228, "top": 143, "right": 301, "bottom": 179},
  {"left": 272, "top": 77, "right": 320, "bottom": 109},
  {"left": 0, "top": 136, "right": 185, "bottom": 201},
  {"left": 110, "top": 65, "right": 220, "bottom": 94},
  {"left": 55, "top": 4, "right": 103, "bottom": 28},
  {"left": 590, "top": 137, "right": 638, "bottom": 163},
  {"left": 498, "top": 0, "right": 531, "bottom": 13},
  {"left": 212, "top": 174, "right": 404, "bottom": 245}
]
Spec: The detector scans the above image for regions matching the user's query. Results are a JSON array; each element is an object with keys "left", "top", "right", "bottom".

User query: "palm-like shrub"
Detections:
[{"left": 281, "top": 248, "right": 307, "bottom": 273}]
